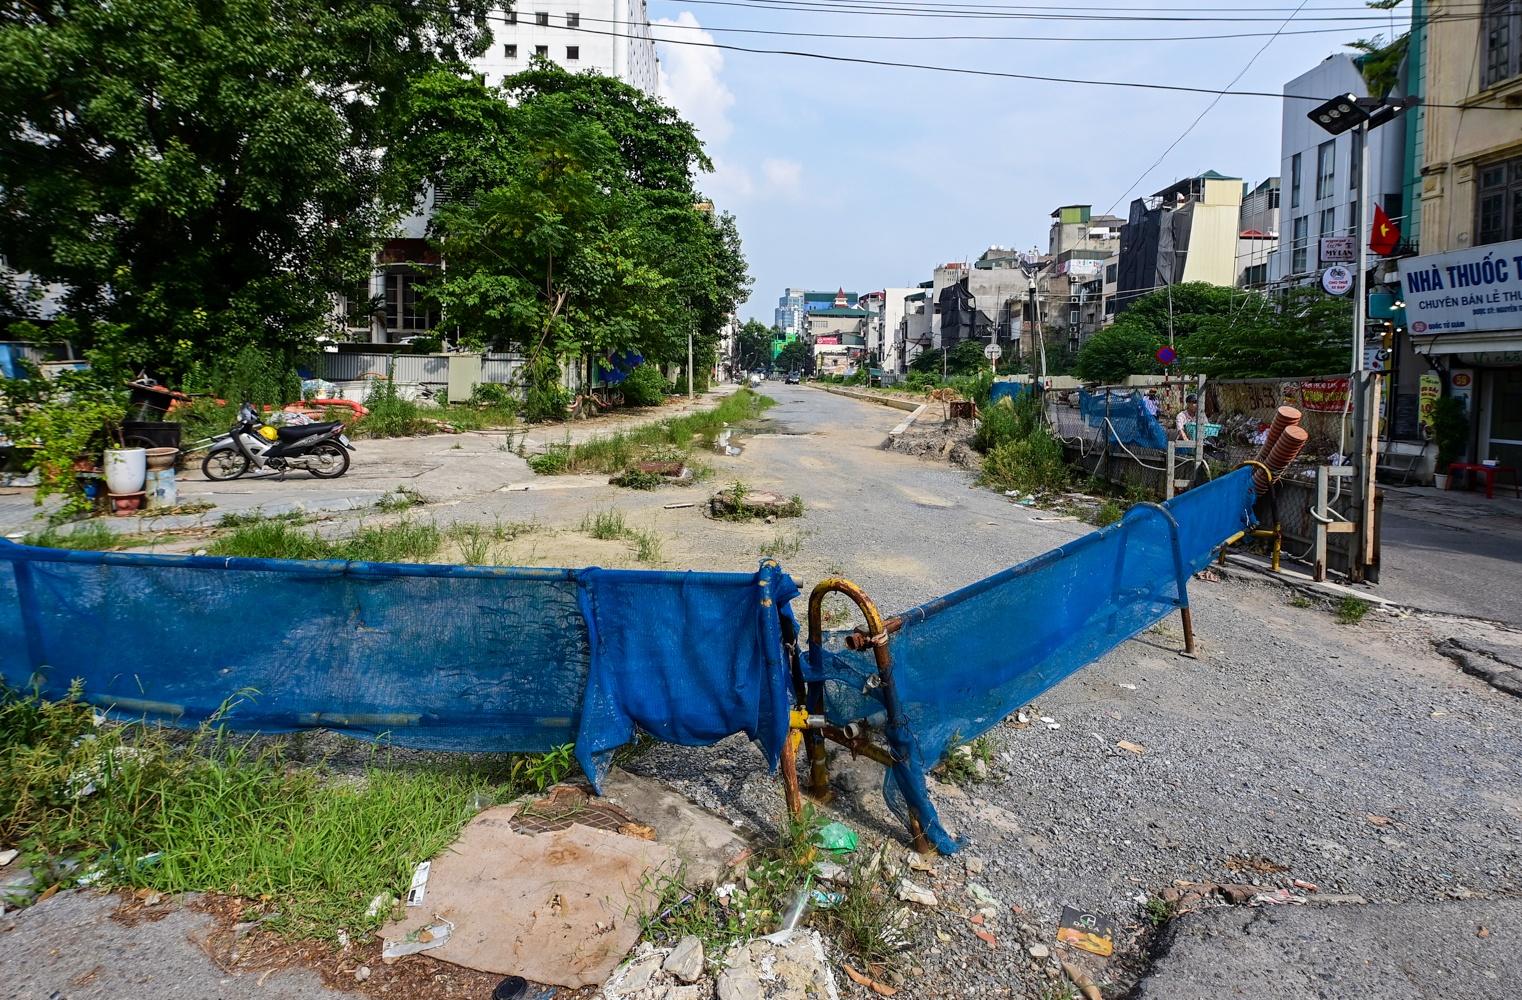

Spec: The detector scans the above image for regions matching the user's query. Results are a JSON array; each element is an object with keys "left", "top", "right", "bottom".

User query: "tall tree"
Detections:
[
  {"left": 733, "top": 320, "right": 773, "bottom": 372},
  {"left": 0, "top": 0, "right": 490, "bottom": 374},
  {"left": 389, "top": 61, "right": 750, "bottom": 380}
]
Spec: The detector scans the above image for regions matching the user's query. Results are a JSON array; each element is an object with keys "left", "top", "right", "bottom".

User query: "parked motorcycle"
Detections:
[{"left": 201, "top": 403, "right": 354, "bottom": 481}]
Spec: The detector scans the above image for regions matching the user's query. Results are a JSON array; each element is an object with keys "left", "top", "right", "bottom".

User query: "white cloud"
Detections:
[
  {"left": 760, "top": 158, "right": 803, "bottom": 198},
  {"left": 653, "top": 13, "right": 733, "bottom": 145}
]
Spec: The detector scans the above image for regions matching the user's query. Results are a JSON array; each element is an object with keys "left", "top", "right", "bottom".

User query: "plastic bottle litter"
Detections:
[
  {"left": 381, "top": 916, "right": 454, "bottom": 959},
  {"left": 762, "top": 886, "right": 813, "bottom": 943}
]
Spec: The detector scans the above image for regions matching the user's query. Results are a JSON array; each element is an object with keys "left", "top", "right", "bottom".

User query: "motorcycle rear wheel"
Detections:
[
  {"left": 306, "top": 441, "right": 350, "bottom": 479},
  {"left": 202, "top": 450, "right": 250, "bottom": 481}
]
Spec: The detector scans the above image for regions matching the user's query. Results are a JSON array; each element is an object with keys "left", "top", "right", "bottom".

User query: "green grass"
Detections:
[
  {"left": 375, "top": 486, "right": 428, "bottom": 512},
  {"left": 450, "top": 523, "right": 495, "bottom": 566},
  {"left": 759, "top": 531, "right": 804, "bottom": 559},
  {"left": 1290, "top": 594, "right": 1313, "bottom": 609},
  {"left": 1144, "top": 895, "right": 1176, "bottom": 927},
  {"left": 208, "top": 519, "right": 443, "bottom": 563},
  {"left": 217, "top": 510, "right": 306, "bottom": 529},
  {"left": 979, "top": 425, "right": 1070, "bottom": 496},
  {"left": 22, "top": 521, "right": 146, "bottom": 551},
  {"left": 941, "top": 735, "right": 993, "bottom": 785},
  {"left": 528, "top": 390, "right": 773, "bottom": 477},
  {"left": 610, "top": 468, "right": 669, "bottom": 490},
  {"left": 580, "top": 509, "right": 628, "bottom": 540},
  {"left": 627, "top": 528, "right": 664, "bottom": 564},
  {"left": 1335, "top": 595, "right": 1373, "bottom": 625},
  {"left": 1092, "top": 499, "right": 1124, "bottom": 527},
  {"left": 0, "top": 684, "right": 576, "bottom": 939}
]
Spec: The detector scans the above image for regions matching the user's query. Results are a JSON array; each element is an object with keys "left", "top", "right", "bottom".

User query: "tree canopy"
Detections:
[
  {"left": 0, "top": 0, "right": 491, "bottom": 375},
  {"left": 732, "top": 320, "right": 773, "bottom": 372},
  {"left": 1074, "top": 283, "right": 1353, "bottom": 382},
  {"left": 387, "top": 61, "right": 750, "bottom": 377}
]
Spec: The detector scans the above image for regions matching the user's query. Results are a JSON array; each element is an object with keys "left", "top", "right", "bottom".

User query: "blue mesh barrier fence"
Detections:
[
  {"left": 1079, "top": 388, "right": 1169, "bottom": 451},
  {"left": 806, "top": 467, "right": 1256, "bottom": 853},
  {"left": 988, "top": 382, "right": 1033, "bottom": 405},
  {"left": 0, "top": 546, "right": 796, "bottom": 791}
]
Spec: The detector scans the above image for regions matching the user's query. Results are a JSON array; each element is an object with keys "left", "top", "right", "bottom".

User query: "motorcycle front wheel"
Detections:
[
  {"left": 306, "top": 441, "right": 350, "bottom": 479},
  {"left": 202, "top": 450, "right": 250, "bottom": 481}
]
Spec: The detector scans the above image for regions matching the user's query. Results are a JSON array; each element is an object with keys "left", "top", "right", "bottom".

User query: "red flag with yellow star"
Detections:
[{"left": 1370, "top": 203, "right": 1401, "bottom": 256}]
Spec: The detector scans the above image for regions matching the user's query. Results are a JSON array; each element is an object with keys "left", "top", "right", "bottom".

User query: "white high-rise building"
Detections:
[{"left": 473, "top": 0, "right": 659, "bottom": 95}]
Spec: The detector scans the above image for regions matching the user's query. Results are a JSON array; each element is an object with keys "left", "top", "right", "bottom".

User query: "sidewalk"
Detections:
[
  {"left": 1376, "top": 482, "right": 1522, "bottom": 625},
  {"left": 0, "top": 387, "right": 739, "bottom": 539}
]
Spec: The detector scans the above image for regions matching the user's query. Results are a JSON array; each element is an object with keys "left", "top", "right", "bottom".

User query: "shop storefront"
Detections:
[{"left": 1399, "top": 239, "right": 1522, "bottom": 470}]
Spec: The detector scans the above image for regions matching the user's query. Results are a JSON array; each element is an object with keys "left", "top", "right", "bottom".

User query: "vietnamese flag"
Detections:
[{"left": 1370, "top": 203, "right": 1401, "bottom": 256}]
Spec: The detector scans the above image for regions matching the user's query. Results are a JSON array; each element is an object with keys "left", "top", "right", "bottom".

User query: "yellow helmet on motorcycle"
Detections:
[{"left": 258, "top": 425, "right": 278, "bottom": 441}]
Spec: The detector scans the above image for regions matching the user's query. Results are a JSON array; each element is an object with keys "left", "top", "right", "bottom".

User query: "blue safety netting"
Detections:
[
  {"left": 0, "top": 546, "right": 795, "bottom": 791},
  {"left": 988, "top": 382, "right": 1033, "bottom": 405},
  {"left": 1079, "top": 388, "right": 1168, "bottom": 451},
  {"left": 806, "top": 467, "right": 1256, "bottom": 853}
]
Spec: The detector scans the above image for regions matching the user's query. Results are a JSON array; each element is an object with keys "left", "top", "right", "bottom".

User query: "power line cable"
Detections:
[
  {"left": 639, "top": 0, "right": 1482, "bottom": 25},
  {"left": 1103, "top": 0, "right": 1315, "bottom": 216}
]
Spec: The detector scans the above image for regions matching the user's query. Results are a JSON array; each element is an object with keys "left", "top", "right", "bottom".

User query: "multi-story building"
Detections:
[
  {"left": 1115, "top": 171, "right": 1245, "bottom": 313},
  {"left": 859, "top": 288, "right": 918, "bottom": 375},
  {"left": 1271, "top": 53, "right": 1406, "bottom": 285},
  {"left": 1236, "top": 177, "right": 1281, "bottom": 288},
  {"left": 1402, "top": 0, "right": 1522, "bottom": 470},
  {"left": 930, "top": 248, "right": 1034, "bottom": 357},
  {"left": 1044, "top": 205, "right": 1123, "bottom": 351},
  {"left": 806, "top": 292, "right": 868, "bottom": 376},
  {"left": 774, "top": 288, "right": 807, "bottom": 337},
  {"left": 472, "top": 0, "right": 659, "bottom": 93}
]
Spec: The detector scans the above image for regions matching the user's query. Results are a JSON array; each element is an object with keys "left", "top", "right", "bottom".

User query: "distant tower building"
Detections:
[{"left": 472, "top": 0, "right": 659, "bottom": 95}]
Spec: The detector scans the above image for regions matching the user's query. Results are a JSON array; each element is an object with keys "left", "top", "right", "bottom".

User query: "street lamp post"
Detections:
[{"left": 1306, "top": 92, "right": 1415, "bottom": 581}]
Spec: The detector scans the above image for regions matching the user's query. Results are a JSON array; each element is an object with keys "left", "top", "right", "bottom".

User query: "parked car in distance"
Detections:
[{"left": 784, "top": 370, "right": 801, "bottom": 384}]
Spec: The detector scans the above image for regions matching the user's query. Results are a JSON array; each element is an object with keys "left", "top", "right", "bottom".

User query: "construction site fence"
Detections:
[{"left": 1047, "top": 379, "right": 1364, "bottom": 579}]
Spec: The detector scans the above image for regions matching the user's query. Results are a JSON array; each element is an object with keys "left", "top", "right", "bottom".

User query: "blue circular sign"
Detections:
[{"left": 1155, "top": 346, "right": 1177, "bottom": 366}]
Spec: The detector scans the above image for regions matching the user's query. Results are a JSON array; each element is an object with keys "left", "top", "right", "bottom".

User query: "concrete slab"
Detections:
[
  {"left": 1132, "top": 900, "right": 1522, "bottom": 1000},
  {"left": 600, "top": 769, "right": 754, "bottom": 885}
]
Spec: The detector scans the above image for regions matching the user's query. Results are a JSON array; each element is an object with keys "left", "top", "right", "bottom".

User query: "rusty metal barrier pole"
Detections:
[
  {"left": 1126, "top": 502, "right": 1196, "bottom": 657},
  {"left": 809, "top": 578, "right": 933, "bottom": 854}
]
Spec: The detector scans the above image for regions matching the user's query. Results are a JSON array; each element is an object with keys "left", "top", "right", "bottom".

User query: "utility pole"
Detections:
[{"left": 687, "top": 322, "right": 695, "bottom": 400}]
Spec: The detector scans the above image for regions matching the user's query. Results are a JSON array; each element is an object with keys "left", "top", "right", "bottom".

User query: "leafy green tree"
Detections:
[
  {"left": 389, "top": 62, "right": 749, "bottom": 388},
  {"left": 775, "top": 339, "right": 810, "bottom": 374},
  {"left": 909, "top": 340, "right": 990, "bottom": 377},
  {"left": 0, "top": 0, "right": 491, "bottom": 376},
  {"left": 1075, "top": 283, "right": 1241, "bottom": 382},
  {"left": 1073, "top": 324, "right": 1166, "bottom": 383},
  {"left": 1186, "top": 287, "right": 1352, "bottom": 378},
  {"left": 733, "top": 320, "right": 773, "bottom": 372}
]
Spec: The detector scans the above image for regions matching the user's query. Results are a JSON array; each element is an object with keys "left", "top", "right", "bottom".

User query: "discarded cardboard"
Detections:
[{"left": 378, "top": 804, "right": 677, "bottom": 988}]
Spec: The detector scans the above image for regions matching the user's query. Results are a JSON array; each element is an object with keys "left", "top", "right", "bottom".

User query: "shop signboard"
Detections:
[
  {"left": 1418, "top": 373, "right": 1441, "bottom": 429},
  {"left": 1287, "top": 377, "right": 1351, "bottom": 413},
  {"left": 1321, "top": 266, "right": 1354, "bottom": 296},
  {"left": 1397, "top": 238, "right": 1522, "bottom": 336},
  {"left": 1319, "top": 237, "right": 1355, "bottom": 264}
]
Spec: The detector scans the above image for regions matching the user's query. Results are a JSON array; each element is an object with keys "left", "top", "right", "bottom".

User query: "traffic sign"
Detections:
[
  {"left": 1155, "top": 345, "right": 1177, "bottom": 366},
  {"left": 983, "top": 343, "right": 1003, "bottom": 361},
  {"left": 1321, "top": 265, "right": 1354, "bottom": 296},
  {"left": 1363, "top": 345, "right": 1388, "bottom": 372}
]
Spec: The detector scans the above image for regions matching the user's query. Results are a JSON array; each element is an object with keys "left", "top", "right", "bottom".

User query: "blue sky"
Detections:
[{"left": 645, "top": 1, "right": 1412, "bottom": 322}]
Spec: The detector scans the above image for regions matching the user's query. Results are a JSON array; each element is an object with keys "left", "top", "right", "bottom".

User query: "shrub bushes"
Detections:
[
  {"left": 979, "top": 426, "right": 1068, "bottom": 495},
  {"left": 620, "top": 364, "right": 668, "bottom": 407}
]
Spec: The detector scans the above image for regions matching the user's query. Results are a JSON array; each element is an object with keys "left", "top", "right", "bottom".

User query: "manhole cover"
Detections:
[{"left": 508, "top": 785, "right": 652, "bottom": 839}]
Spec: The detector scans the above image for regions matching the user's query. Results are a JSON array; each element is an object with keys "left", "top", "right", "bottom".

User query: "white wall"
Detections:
[
  {"left": 471, "top": 0, "right": 658, "bottom": 95},
  {"left": 1271, "top": 54, "right": 1406, "bottom": 282}
]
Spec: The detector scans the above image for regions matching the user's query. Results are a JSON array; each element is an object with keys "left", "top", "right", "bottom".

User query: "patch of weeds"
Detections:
[
  {"left": 1335, "top": 595, "right": 1372, "bottom": 625},
  {"left": 375, "top": 485, "right": 427, "bottom": 512},
  {"left": 1037, "top": 985, "right": 1080, "bottom": 1000},
  {"left": 610, "top": 468, "right": 667, "bottom": 490},
  {"left": 581, "top": 509, "right": 627, "bottom": 541},
  {"left": 759, "top": 531, "right": 804, "bottom": 559},
  {"left": 1144, "top": 895, "right": 1176, "bottom": 927},
  {"left": 1290, "top": 594, "right": 1313, "bottom": 609},
  {"left": 1091, "top": 499, "right": 1124, "bottom": 527},
  {"left": 978, "top": 425, "right": 1070, "bottom": 496},
  {"left": 782, "top": 494, "right": 805, "bottom": 517},
  {"left": 340, "top": 521, "right": 443, "bottom": 563},
  {"left": 820, "top": 602, "right": 853, "bottom": 628},
  {"left": 209, "top": 519, "right": 443, "bottom": 563},
  {"left": 134, "top": 501, "right": 215, "bottom": 518},
  {"left": 627, "top": 528, "right": 664, "bottom": 565},
  {"left": 0, "top": 685, "right": 581, "bottom": 939},
  {"left": 216, "top": 509, "right": 305, "bottom": 529},
  {"left": 940, "top": 734, "right": 993, "bottom": 785},
  {"left": 526, "top": 446, "right": 571, "bottom": 475},
  {"left": 450, "top": 523, "right": 495, "bottom": 566},
  {"left": 817, "top": 857, "right": 912, "bottom": 972},
  {"left": 22, "top": 521, "right": 144, "bottom": 551},
  {"left": 489, "top": 518, "right": 538, "bottom": 542},
  {"left": 208, "top": 521, "right": 334, "bottom": 560}
]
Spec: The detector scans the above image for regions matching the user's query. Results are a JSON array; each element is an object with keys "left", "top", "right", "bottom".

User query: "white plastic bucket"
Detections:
[{"left": 104, "top": 447, "right": 147, "bottom": 495}]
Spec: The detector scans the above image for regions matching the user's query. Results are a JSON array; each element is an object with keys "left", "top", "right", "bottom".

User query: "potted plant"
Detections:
[{"left": 1430, "top": 395, "right": 1468, "bottom": 490}]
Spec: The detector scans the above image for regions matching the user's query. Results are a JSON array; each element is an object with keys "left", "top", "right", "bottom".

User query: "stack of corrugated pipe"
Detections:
[{"left": 1250, "top": 405, "right": 1308, "bottom": 494}]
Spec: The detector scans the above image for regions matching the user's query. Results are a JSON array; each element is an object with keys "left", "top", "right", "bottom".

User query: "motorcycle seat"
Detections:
[{"left": 275, "top": 421, "right": 343, "bottom": 441}]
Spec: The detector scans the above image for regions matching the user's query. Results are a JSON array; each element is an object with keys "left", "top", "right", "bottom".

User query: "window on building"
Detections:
[
  {"left": 566, "top": 45, "right": 579, "bottom": 59},
  {"left": 1268, "top": 186, "right": 1282, "bottom": 209},
  {"left": 504, "top": 10, "right": 517, "bottom": 22},
  {"left": 566, "top": 12, "right": 580, "bottom": 26},
  {"left": 1477, "top": 156, "right": 1522, "bottom": 245},
  {"left": 1105, "top": 263, "right": 1117, "bottom": 283},
  {"left": 384, "top": 269, "right": 437, "bottom": 332},
  {"left": 535, "top": 44, "right": 548, "bottom": 56},
  {"left": 1316, "top": 141, "right": 1335, "bottom": 200},
  {"left": 1292, "top": 216, "right": 1309, "bottom": 273},
  {"left": 1319, "top": 207, "right": 1336, "bottom": 238},
  {"left": 344, "top": 280, "right": 373, "bottom": 328},
  {"left": 1483, "top": 0, "right": 1521, "bottom": 88},
  {"left": 1290, "top": 152, "right": 1302, "bottom": 208},
  {"left": 504, "top": 43, "right": 517, "bottom": 57},
  {"left": 535, "top": 11, "right": 549, "bottom": 24}
]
